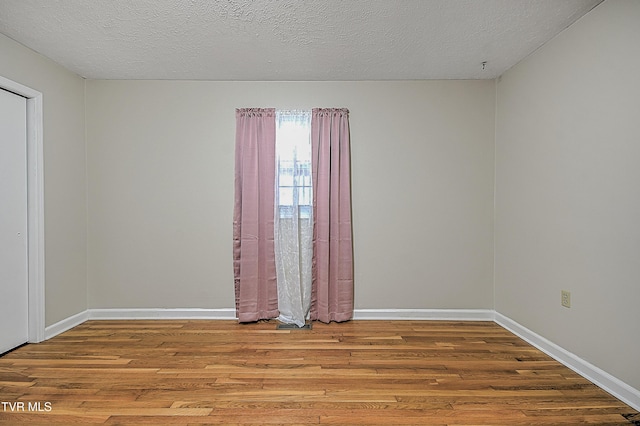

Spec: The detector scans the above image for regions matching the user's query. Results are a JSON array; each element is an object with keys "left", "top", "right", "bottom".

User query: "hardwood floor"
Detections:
[{"left": 0, "top": 320, "right": 637, "bottom": 425}]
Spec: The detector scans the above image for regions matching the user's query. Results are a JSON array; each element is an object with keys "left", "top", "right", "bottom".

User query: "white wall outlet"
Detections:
[{"left": 561, "top": 290, "right": 571, "bottom": 308}]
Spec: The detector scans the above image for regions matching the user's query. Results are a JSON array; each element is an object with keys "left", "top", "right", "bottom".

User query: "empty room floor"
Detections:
[{"left": 0, "top": 320, "right": 638, "bottom": 425}]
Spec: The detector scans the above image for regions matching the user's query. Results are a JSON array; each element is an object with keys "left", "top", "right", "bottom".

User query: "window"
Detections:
[{"left": 275, "top": 111, "right": 312, "bottom": 219}]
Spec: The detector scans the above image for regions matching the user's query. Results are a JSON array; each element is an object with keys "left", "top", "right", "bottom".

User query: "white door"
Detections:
[{"left": 0, "top": 88, "right": 29, "bottom": 354}]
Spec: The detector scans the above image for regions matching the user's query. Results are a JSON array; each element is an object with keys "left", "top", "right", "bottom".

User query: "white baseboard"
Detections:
[
  {"left": 495, "top": 312, "right": 640, "bottom": 411},
  {"left": 44, "top": 308, "right": 235, "bottom": 339},
  {"left": 55, "top": 308, "right": 493, "bottom": 323},
  {"left": 44, "top": 310, "right": 89, "bottom": 340},
  {"left": 353, "top": 308, "right": 494, "bottom": 321},
  {"left": 88, "top": 308, "right": 237, "bottom": 320},
  {"left": 44, "top": 308, "right": 492, "bottom": 338}
]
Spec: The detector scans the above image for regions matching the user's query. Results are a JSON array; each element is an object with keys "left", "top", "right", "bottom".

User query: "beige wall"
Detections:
[
  {"left": 85, "top": 80, "right": 496, "bottom": 310},
  {"left": 0, "top": 33, "right": 87, "bottom": 326},
  {"left": 495, "top": 0, "right": 640, "bottom": 390}
]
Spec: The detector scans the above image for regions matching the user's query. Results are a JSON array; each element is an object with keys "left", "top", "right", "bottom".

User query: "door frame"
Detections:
[{"left": 0, "top": 75, "right": 45, "bottom": 343}]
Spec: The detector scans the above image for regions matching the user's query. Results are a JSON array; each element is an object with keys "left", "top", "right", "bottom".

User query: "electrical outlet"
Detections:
[{"left": 561, "top": 290, "right": 571, "bottom": 308}]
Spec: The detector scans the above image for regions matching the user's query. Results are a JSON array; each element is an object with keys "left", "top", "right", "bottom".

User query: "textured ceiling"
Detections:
[{"left": 0, "top": 0, "right": 603, "bottom": 80}]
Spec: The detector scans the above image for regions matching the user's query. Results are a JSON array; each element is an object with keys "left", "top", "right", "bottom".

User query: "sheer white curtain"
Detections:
[{"left": 274, "top": 110, "right": 313, "bottom": 327}]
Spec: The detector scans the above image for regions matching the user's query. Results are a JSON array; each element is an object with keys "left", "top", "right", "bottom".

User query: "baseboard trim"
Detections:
[
  {"left": 495, "top": 312, "right": 640, "bottom": 411},
  {"left": 44, "top": 308, "right": 235, "bottom": 339},
  {"left": 88, "top": 308, "right": 237, "bottom": 320},
  {"left": 77, "top": 308, "right": 494, "bottom": 323},
  {"left": 44, "top": 308, "right": 493, "bottom": 338},
  {"left": 353, "top": 308, "right": 494, "bottom": 321},
  {"left": 44, "top": 310, "right": 89, "bottom": 340}
]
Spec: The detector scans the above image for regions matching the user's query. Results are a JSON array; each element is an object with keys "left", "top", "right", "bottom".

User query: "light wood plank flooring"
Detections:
[{"left": 0, "top": 320, "right": 637, "bottom": 425}]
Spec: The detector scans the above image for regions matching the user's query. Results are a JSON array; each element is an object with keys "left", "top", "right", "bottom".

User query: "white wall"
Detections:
[
  {"left": 0, "top": 33, "right": 87, "bottom": 326},
  {"left": 85, "top": 80, "right": 496, "bottom": 311},
  {"left": 495, "top": 0, "right": 640, "bottom": 391}
]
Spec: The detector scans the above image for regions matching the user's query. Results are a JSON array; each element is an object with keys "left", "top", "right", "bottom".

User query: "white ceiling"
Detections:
[{"left": 0, "top": 0, "right": 603, "bottom": 80}]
